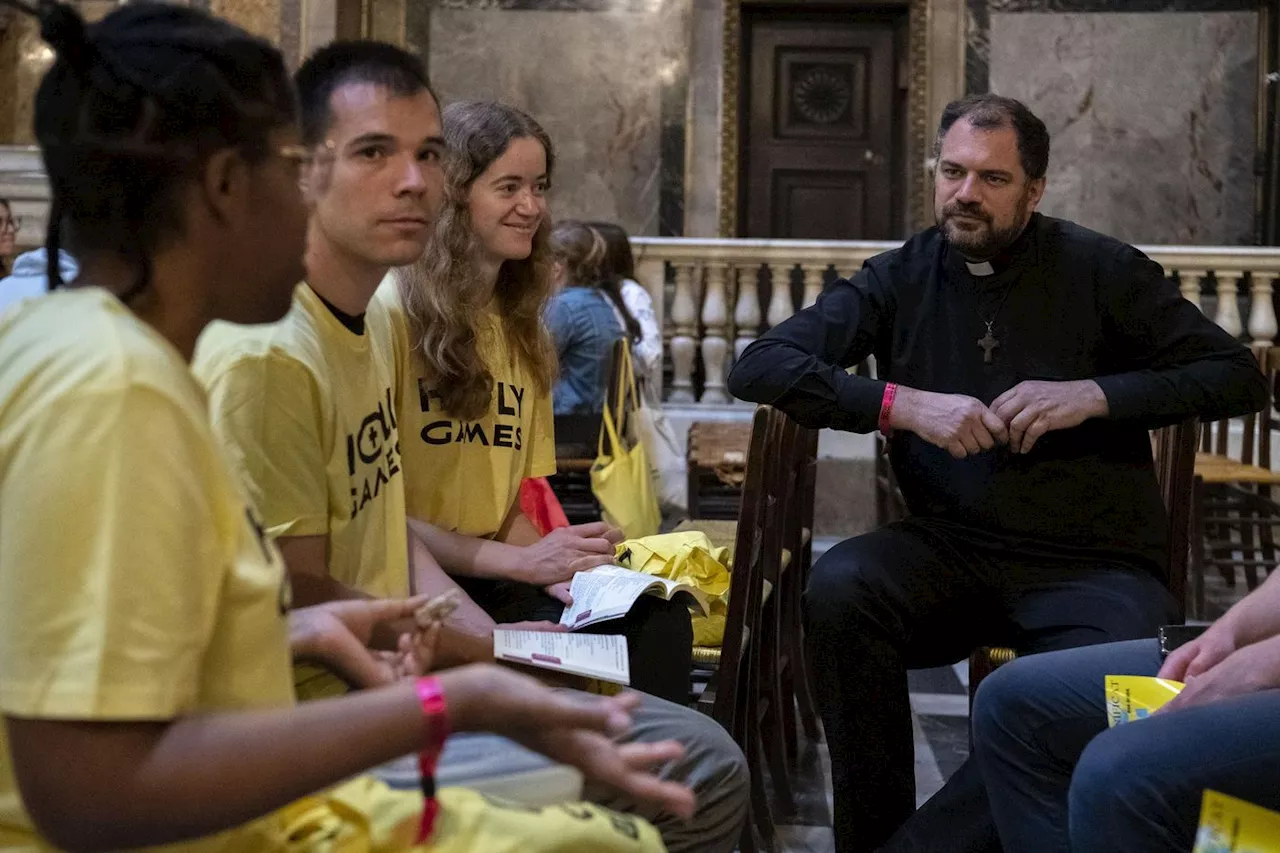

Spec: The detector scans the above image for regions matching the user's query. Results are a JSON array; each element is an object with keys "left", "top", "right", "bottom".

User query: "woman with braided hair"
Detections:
[{"left": 0, "top": 2, "right": 691, "bottom": 851}]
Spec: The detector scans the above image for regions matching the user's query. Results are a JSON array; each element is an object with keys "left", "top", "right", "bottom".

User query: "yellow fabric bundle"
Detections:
[{"left": 614, "top": 531, "right": 732, "bottom": 647}]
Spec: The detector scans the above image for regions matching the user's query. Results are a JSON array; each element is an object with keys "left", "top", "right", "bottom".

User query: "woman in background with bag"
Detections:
[
  {"left": 591, "top": 221, "right": 686, "bottom": 514},
  {"left": 546, "top": 221, "right": 626, "bottom": 416}
]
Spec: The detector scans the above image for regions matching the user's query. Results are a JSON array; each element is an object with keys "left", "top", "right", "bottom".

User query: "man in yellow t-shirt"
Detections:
[
  {"left": 196, "top": 282, "right": 410, "bottom": 602},
  {"left": 193, "top": 42, "right": 452, "bottom": 625}
]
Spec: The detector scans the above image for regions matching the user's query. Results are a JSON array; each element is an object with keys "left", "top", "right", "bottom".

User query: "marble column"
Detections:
[
  {"left": 0, "top": 12, "right": 50, "bottom": 145},
  {"left": 684, "top": 0, "right": 722, "bottom": 238},
  {"left": 212, "top": 0, "right": 281, "bottom": 43},
  {"left": 368, "top": 0, "right": 405, "bottom": 46}
]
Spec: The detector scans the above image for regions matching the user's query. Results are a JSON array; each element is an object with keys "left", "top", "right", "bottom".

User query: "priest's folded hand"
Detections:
[
  {"left": 890, "top": 386, "right": 1009, "bottom": 459},
  {"left": 991, "top": 379, "right": 1110, "bottom": 453}
]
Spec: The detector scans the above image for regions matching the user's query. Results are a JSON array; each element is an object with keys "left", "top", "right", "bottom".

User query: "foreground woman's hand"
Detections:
[{"left": 441, "top": 665, "right": 697, "bottom": 819}]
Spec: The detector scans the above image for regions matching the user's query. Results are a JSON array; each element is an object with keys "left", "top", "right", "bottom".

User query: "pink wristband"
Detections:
[
  {"left": 879, "top": 383, "right": 898, "bottom": 436},
  {"left": 414, "top": 676, "right": 450, "bottom": 842}
]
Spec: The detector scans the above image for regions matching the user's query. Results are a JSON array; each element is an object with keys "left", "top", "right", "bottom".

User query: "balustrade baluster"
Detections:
[
  {"left": 1214, "top": 271, "right": 1244, "bottom": 338},
  {"left": 668, "top": 261, "right": 698, "bottom": 403},
  {"left": 766, "top": 262, "right": 794, "bottom": 329},
  {"left": 634, "top": 255, "right": 667, "bottom": 399},
  {"left": 1248, "top": 272, "right": 1279, "bottom": 346},
  {"left": 1178, "top": 269, "right": 1205, "bottom": 312},
  {"left": 733, "top": 263, "right": 760, "bottom": 362},
  {"left": 700, "top": 261, "right": 730, "bottom": 404},
  {"left": 802, "top": 263, "right": 826, "bottom": 308}
]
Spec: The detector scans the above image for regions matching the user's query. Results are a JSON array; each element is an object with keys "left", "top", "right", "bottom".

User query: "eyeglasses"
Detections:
[
  {"left": 276, "top": 144, "right": 316, "bottom": 169},
  {"left": 0, "top": 216, "right": 22, "bottom": 234},
  {"left": 276, "top": 141, "right": 338, "bottom": 170}
]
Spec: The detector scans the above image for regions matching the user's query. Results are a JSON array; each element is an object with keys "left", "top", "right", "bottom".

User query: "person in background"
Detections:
[
  {"left": 0, "top": 3, "right": 691, "bottom": 851},
  {"left": 973, "top": 563, "right": 1280, "bottom": 852},
  {"left": 546, "top": 219, "right": 625, "bottom": 416},
  {"left": 382, "top": 100, "right": 748, "bottom": 853},
  {"left": 590, "top": 221, "right": 662, "bottom": 395},
  {"left": 0, "top": 247, "right": 78, "bottom": 314},
  {"left": 0, "top": 199, "right": 15, "bottom": 278}
]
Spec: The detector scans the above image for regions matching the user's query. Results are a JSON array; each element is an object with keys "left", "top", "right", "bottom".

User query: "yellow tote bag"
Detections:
[{"left": 591, "top": 344, "right": 661, "bottom": 539}]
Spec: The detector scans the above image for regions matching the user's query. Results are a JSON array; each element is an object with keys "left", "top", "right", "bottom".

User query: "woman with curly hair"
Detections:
[{"left": 383, "top": 101, "right": 695, "bottom": 704}]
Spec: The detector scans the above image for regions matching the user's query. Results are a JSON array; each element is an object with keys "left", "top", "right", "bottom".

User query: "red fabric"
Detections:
[{"left": 520, "top": 477, "right": 570, "bottom": 535}]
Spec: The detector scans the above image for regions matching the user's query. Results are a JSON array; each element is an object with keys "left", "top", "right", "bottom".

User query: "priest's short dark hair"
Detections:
[{"left": 935, "top": 94, "right": 1051, "bottom": 181}]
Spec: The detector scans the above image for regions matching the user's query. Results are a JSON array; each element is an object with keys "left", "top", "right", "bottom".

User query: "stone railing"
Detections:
[{"left": 632, "top": 237, "right": 1280, "bottom": 405}]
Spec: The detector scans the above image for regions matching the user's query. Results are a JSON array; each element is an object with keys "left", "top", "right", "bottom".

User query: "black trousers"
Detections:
[
  {"left": 805, "top": 518, "right": 1177, "bottom": 853},
  {"left": 457, "top": 575, "right": 694, "bottom": 705}
]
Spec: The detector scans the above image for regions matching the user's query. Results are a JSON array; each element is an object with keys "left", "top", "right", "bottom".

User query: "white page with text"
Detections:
[{"left": 492, "top": 629, "right": 630, "bottom": 684}]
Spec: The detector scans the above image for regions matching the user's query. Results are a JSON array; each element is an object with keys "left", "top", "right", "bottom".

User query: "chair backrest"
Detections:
[
  {"left": 794, "top": 421, "right": 819, "bottom": 579},
  {"left": 762, "top": 408, "right": 798, "bottom": 585},
  {"left": 1153, "top": 416, "right": 1200, "bottom": 623},
  {"left": 1200, "top": 345, "right": 1273, "bottom": 465},
  {"left": 712, "top": 406, "right": 778, "bottom": 733}
]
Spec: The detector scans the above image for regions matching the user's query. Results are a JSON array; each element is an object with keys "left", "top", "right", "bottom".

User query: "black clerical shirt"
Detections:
[{"left": 727, "top": 213, "right": 1268, "bottom": 574}]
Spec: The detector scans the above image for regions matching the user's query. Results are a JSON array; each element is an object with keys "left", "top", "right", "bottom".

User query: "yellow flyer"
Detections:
[
  {"left": 1104, "top": 675, "right": 1184, "bottom": 726},
  {"left": 1194, "top": 790, "right": 1280, "bottom": 853}
]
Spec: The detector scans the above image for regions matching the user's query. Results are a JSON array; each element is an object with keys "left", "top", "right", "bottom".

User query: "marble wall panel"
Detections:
[
  {"left": 967, "top": 0, "right": 1258, "bottom": 94},
  {"left": 684, "top": 0, "right": 722, "bottom": 238},
  {"left": 990, "top": 11, "right": 1257, "bottom": 244},
  {"left": 424, "top": 1, "right": 691, "bottom": 236},
  {"left": 0, "top": 14, "right": 49, "bottom": 146},
  {"left": 212, "top": 0, "right": 281, "bottom": 42}
]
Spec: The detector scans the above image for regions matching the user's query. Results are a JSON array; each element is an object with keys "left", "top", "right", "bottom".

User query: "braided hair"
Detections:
[{"left": 0, "top": 0, "right": 296, "bottom": 302}]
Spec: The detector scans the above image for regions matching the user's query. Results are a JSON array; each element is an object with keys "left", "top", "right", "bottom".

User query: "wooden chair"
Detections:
[
  {"left": 968, "top": 417, "right": 1200, "bottom": 707},
  {"left": 694, "top": 406, "right": 779, "bottom": 853},
  {"left": 874, "top": 431, "right": 908, "bottom": 527},
  {"left": 1189, "top": 345, "right": 1280, "bottom": 617},
  {"left": 781, "top": 421, "right": 823, "bottom": 744},
  {"left": 680, "top": 407, "right": 823, "bottom": 847},
  {"left": 686, "top": 420, "right": 753, "bottom": 520}
]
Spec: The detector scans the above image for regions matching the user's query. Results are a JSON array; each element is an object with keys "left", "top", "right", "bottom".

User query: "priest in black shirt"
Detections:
[{"left": 727, "top": 94, "right": 1268, "bottom": 853}]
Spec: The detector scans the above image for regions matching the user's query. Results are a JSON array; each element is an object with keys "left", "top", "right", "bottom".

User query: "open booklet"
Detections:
[
  {"left": 492, "top": 629, "right": 631, "bottom": 685},
  {"left": 558, "top": 565, "right": 709, "bottom": 631}
]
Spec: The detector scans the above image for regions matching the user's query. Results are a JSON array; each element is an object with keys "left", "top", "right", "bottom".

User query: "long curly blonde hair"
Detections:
[{"left": 399, "top": 101, "right": 558, "bottom": 421}]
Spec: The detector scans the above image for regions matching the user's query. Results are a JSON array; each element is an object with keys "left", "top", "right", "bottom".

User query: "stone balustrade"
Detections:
[{"left": 633, "top": 237, "right": 1280, "bottom": 405}]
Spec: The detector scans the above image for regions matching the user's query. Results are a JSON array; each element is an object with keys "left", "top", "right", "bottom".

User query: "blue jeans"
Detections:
[{"left": 973, "top": 639, "right": 1280, "bottom": 852}]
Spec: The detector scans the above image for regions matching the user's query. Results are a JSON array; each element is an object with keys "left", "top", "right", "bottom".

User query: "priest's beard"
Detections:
[{"left": 937, "top": 188, "right": 1032, "bottom": 260}]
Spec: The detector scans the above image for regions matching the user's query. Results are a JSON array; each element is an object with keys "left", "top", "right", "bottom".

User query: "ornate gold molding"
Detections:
[
  {"left": 718, "top": 0, "right": 741, "bottom": 238},
  {"left": 907, "top": 0, "right": 930, "bottom": 231},
  {"left": 718, "top": 0, "right": 939, "bottom": 237}
]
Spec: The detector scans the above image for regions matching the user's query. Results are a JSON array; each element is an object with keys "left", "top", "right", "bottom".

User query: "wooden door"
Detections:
[{"left": 741, "top": 13, "right": 901, "bottom": 239}]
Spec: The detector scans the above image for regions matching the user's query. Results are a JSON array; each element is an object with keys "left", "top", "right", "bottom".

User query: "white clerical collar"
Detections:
[{"left": 965, "top": 260, "right": 995, "bottom": 277}]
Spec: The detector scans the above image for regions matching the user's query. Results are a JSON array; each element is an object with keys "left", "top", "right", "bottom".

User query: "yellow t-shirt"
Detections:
[
  {"left": 0, "top": 289, "right": 666, "bottom": 853},
  {"left": 194, "top": 284, "right": 409, "bottom": 600},
  {"left": 379, "top": 280, "right": 556, "bottom": 539},
  {"left": 0, "top": 288, "right": 298, "bottom": 850}
]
